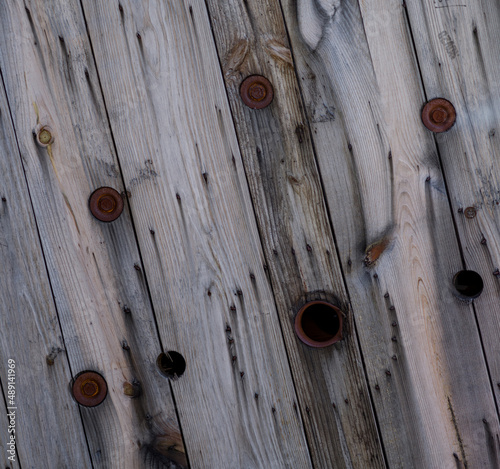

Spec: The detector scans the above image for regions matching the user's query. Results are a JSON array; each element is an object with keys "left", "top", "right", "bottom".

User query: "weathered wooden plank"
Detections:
[
  {"left": 405, "top": 0, "right": 500, "bottom": 437},
  {"left": 203, "top": 0, "right": 386, "bottom": 467},
  {"left": 0, "top": 1, "right": 185, "bottom": 467},
  {"left": 280, "top": 0, "right": 500, "bottom": 467},
  {"left": 79, "top": 1, "right": 312, "bottom": 467},
  {"left": 0, "top": 75, "right": 91, "bottom": 468}
]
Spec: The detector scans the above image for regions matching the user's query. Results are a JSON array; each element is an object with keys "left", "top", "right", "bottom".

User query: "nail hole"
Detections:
[
  {"left": 453, "top": 270, "right": 484, "bottom": 299},
  {"left": 294, "top": 301, "right": 343, "bottom": 348},
  {"left": 156, "top": 351, "right": 186, "bottom": 379}
]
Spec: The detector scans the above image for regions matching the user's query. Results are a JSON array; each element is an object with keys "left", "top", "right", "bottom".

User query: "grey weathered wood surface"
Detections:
[
  {"left": 0, "top": 69, "right": 91, "bottom": 468},
  {"left": 281, "top": 0, "right": 500, "bottom": 467},
  {"left": 80, "top": 0, "right": 311, "bottom": 467},
  {"left": 0, "top": 0, "right": 499, "bottom": 467},
  {"left": 405, "top": 0, "right": 500, "bottom": 428},
  {"left": 204, "top": 0, "right": 386, "bottom": 468},
  {"left": 0, "top": 1, "right": 184, "bottom": 467}
]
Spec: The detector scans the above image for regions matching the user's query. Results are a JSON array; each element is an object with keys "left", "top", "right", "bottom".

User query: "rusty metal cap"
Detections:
[
  {"left": 294, "top": 300, "right": 343, "bottom": 348},
  {"left": 72, "top": 371, "right": 108, "bottom": 407},
  {"left": 421, "top": 98, "right": 456, "bottom": 132},
  {"left": 464, "top": 206, "right": 476, "bottom": 219},
  {"left": 240, "top": 75, "right": 274, "bottom": 109},
  {"left": 89, "top": 187, "right": 124, "bottom": 222}
]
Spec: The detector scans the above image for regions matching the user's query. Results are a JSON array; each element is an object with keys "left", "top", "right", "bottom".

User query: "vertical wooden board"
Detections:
[
  {"left": 0, "top": 80, "right": 91, "bottom": 467},
  {"left": 280, "top": 0, "right": 500, "bottom": 467},
  {"left": 203, "top": 0, "right": 386, "bottom": 468},
  {"left": 80, "top": 0, "right": 311, "bottom": 467},
  {"left": 0, "top": 1, "right": 185, "bottom": 467},
  {"left": 405, "top": 0, "right": 500, "bottom": 428}
]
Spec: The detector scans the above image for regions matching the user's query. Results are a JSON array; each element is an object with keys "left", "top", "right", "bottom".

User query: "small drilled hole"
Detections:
[
  {"left": 453, "top": 270, "right": 484, "bottom": 299},
  {"left": 156, "top": 351, "right": 186, "bottom": 379}
]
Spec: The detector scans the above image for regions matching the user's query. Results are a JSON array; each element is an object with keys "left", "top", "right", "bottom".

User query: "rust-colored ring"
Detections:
[
  {"left": 72, "top": 371, "right": 108, "bottom": 407},
  {"left": 240, "top": 75, "right": 274, "bottom": 109},
  {"left": 89, "top": 187, "right": 124, "bottom": 222},
  {"left": 294, "top": 300, "right": 343, "bottom": 348},
  {"left": 421, "top": 98, "right": 456, "bottom": 133},
  {"left": 464, "top": 206, "right": 476, "bottom": 219}
]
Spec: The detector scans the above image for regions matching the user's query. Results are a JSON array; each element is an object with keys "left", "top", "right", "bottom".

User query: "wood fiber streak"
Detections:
[
  {"left": 80, "top": 0, "right": 311, "bottom": 467},
  {"left": 204, "top": 0, "right": 386, "bottom": 467},
  {"left": 405, "top": 0, "right": 500, "bottom": 454},
  {"left": 281, "top": 0, "right": 500, "bottom": 467},
  {"left": 0, "top": 1, "right": 184, "bottom": 468}
]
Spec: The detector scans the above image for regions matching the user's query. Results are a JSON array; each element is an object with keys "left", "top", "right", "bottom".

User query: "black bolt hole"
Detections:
[
  {"left": 301, "top": 303, "right": 340, "bottom": 342},
  {"left": 156, "top": 351, "right": 186, "bottom": 379},
  {"left": 453, "top": 270, "right": 484, "bottom": 299}
]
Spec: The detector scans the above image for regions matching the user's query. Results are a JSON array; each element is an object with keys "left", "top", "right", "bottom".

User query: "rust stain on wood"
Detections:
[{"left": 364, "top": 235, "right": 392, "bottom": 267}]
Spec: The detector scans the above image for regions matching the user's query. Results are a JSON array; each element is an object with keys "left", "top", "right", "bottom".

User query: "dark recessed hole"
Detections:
[
  {"left": 301, "top": 304, "right": 340, "bottom": 341},
  {"left": 156, "top": 351, "right": 186, "bottom": 379},
  {"left": 295, "top": 301, "right": 343, "bottom": 348},
  {"left": 453, "top": 270, "right": 484, "bottom": 299}
]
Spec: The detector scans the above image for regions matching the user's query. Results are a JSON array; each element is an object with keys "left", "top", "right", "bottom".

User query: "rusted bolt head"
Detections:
[
  {"left": 464, "top": 206, "right": 476, "bottom": 219},
  {"left": 72, "top": 371, "right": 107, "bottom": 407},
  {"left": 294, "top": 300, "right": 343, "bottom": 348},
  {"left": 240, "top": 75, "right": 274, "bottom": 109},
  {"left": 421, "top": 98, "right": 456, "bottom": 132},
  {"left": 89, "top": 187, "right": 124, "bottom": 222},
  {"left": 36, "top": 125, "right": 54, "bottom": 146}
]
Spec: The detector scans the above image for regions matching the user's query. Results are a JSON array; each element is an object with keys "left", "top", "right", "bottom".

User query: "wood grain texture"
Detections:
[
  {"left": 281, "top": 0, "right": 500, "bottom": 467},
  {"left": 204, "top": 0, "right": 386, "bottom": 467},
  {"left": 80, "top": 0, "right": 311, "bottom": 467},
  {"left": 405, "top": 0, "right": 500, "bottom": 443},
  {"left": 0, "top": 74, "right": 91, "bottom": 468},
  {"left": 0, "top": 1, "right": 185, "bottom": 468}
]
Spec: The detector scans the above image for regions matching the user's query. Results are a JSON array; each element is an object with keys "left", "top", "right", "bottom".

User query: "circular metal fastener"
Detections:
[
  {"left": 36, "top": 125, "right": 54, "bottom": 147},
  {"left": 421, "top": 98, "right": 456, "bottom": 132},
  {"left": 240, "top": 75, "right": 274, "bottom": 109},
  {"left": 89, "top": 187, "right": 124, "bottom": 222},
  {"left": 294, "top": 300, "right": 343, "bottom": 348},
  {"left": 72, "top": 371, "right": 107, "bottom": 407},
  {"left": 464, "top": 206, "right": 476, "bottom": 219}
]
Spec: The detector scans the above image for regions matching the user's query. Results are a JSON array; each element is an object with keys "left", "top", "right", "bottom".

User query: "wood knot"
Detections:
[
  {"left": 264, "top": 39, "right": 293, "bottom": 67},
  {"left": 223, "top": 39, "right": 249, "bottom": 78},
  {"left": 123, "top": 379, "right": 141, "bottom": 398}
]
